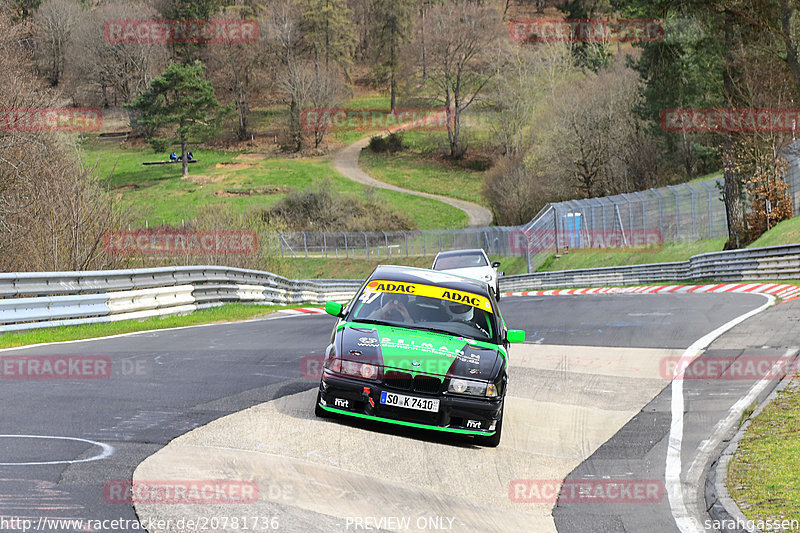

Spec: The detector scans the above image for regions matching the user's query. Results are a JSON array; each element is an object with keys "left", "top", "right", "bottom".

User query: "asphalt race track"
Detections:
[{"left": 0, "top": 292, "right": 793, "bottom": 533}]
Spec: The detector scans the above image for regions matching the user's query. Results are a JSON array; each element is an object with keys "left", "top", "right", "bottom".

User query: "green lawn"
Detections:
[
  {"left": 359, "top": 130, "right": 490, "bottom": 206},
  {"left": 749, "top": 216, "right": 800, "bottom": 248},
  {"left": 84, "top": 141, "right": 466, "bottom": 229},
  {"left": 0, "top": 303, "right": 293, "bottom": 349},
  {"left": 728, "top": 381, "right": 800, "bottom": 524},
  {"left": 537, "top": 239, "right": 728, "bottom": 271}
]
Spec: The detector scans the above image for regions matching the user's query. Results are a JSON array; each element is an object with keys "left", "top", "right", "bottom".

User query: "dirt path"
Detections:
[{"left": 332, "top": 133, "right": 493, "bottom": 228}]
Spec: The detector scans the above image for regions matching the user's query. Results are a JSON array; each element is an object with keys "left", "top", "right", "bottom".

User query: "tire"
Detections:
[
  {"left": 314, "top": 389, "right": 329, "bottom": 418},
  {"left": 477, "top": 409, "right": 503, "bottom": 447}
]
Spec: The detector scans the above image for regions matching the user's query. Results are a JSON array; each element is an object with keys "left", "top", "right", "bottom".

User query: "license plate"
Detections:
[{"left": 380, "top": 391, "right": 439, "bottom": 413}]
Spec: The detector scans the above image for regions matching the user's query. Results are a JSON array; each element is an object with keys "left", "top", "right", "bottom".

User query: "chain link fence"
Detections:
[
  {"left": 132, "top": 151, "right": 800, "bottom": 273},
  {"left": 271, "top": 165, "right": 800, "bottom": 272}
]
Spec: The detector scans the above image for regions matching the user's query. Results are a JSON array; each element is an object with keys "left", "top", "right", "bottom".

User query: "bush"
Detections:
[
  {"left": 263, "top": 179, "right": 417, "bottom": 232},
  {"left": 368, "top": 135, "right": 387, "bottom": 152},
  {"left": 385, "top": 132, "right": 403, "bottom": 152},
  {"left": 367, "top": 132, "right": 404, "bottom": 153}
]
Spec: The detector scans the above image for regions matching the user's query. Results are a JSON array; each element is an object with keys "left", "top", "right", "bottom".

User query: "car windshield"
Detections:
[
  {"left": 434, "top": 252, "right": 488, "bottom": 269},
  {"left": 348, "top": 279, "right": 497, "bottom": 343}
]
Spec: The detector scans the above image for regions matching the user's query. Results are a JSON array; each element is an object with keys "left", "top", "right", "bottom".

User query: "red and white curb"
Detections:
[
  {"left": 504, "top": 283, "right": 800, "bottom": 302},
  {"left": 282, "top": 307, "right": 326, "bottom": 316}
]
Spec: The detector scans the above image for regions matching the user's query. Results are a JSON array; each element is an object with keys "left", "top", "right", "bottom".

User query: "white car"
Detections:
[{"left": 431, "top": 249, "right": 502, "bottom": 298}]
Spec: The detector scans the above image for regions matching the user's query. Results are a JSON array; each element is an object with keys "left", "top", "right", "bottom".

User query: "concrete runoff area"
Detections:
[{"left": 134, "top": 343, "right": 679, "bottom": 533}]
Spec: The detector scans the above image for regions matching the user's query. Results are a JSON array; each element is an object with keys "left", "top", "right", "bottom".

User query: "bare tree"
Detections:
[
  {"left": 69, "top": 1, "right": 168, "bottom": 107},
  {"left": 482, "top": 155, "right": 562, "bottom": 226},
  {"left": 31, "top": 0, "right": 81, "bottom": 86},
  {"left": 409, "top": 1, "right": 503, "bottom": 158},
  {"left": 488, "top": 41, "right": 576, "bottom": 157},
  {"left": 279, "top": 61, "right": 347, "bottom": 149},
  {"left": 207, "top": 8, "right": 270, "bottom": 141},
  {"left": 526, "top": 60, "right": 658, "bottom": 198},
  {"left": 0, "top": 11, "right": 127, "bottom": 272},
  {"left": 264, "top": 0, "right": 306, "bottom": 150}
]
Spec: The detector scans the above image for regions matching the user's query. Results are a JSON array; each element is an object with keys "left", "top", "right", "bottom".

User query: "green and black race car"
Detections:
[{"left": 315, "top": 265, "right": 525, "bottom": 447}]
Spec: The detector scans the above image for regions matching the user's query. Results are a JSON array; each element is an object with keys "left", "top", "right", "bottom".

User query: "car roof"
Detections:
[
  {"left": 368, "top": 265, "right": 492, "bottom": 297},
  {"left": 434, "top": 249, "right": 487, "bottom": 258}
]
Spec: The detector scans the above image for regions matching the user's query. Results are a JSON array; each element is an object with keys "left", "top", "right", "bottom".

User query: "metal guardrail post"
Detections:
[
  {"left": 633, "top": 191, "right": 647, "bottom": 233},
  {"left": 382, "top": 231, "right": 389, "bottom": 256},
  {"left": 363, "top": 232, "right": 369, "bottom": 259},
  {"left": 601, "top": 200, "right": 607, "bottom": 233},
  {"left": 686, "top": 184, "right": 697, "bottom": 238},
  {"left": 343, "top": 232, "right": 348, "bottom": 258},
  {"left": 323, "top": 233, "right": 327, "bottom": 258},
  {"left": 651, "top": 188, "right": 664, "bottom": 241},
  {"left": 622, "top": 194, "right": 634, "bottom": 237},
  {"left": 701, "top": 181, "right": 715, "bottom": 238},
  {"left": 279, "top": 232, "right": 284, "bottom": 258},
  {"left": 667, "top": 185, "right": 681, "bottom": 240},
  {"left": 303, "top": 232, "right": 308, "bottom": 258},
  {"left": 403, "top": 231, "right": 409, "bottom": 257},
  {"left": 438, "top": 230, "right": 442, "bottom": 253}
]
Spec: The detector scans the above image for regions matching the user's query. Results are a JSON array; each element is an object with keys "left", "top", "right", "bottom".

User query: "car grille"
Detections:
[
  {"left": 382, "top": 372, "right": 442, "bottom": 394},
  {"left": 383, "top": 371, "right": 413, "bottom": 391},
  {"left": 413, "top": 375, "right": 441, "bottom": 394}
]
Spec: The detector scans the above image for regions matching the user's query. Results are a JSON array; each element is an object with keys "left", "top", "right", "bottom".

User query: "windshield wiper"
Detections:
[{"left": 349, "top": 318, "right": 395, "bottom": 328}]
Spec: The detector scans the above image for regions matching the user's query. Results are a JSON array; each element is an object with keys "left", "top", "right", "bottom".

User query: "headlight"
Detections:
[
  {"left": 328, "top": 358, "right": 379, "bottom": 380},
  {"left": 448, "top": 378, "right": 490, "bottom": 397}
]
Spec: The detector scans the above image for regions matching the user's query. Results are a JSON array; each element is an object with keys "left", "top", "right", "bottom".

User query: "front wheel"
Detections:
[{"left": 477, "top": 410, "right": 503, "bottom": 447}]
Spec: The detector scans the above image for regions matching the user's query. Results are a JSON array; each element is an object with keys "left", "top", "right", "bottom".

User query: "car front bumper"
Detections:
[{"left": 318, "top": 371, "right": 502, "bottom": 436}]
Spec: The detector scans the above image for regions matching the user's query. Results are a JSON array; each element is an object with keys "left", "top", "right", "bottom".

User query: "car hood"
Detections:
[
  {"left": 338, "top": 322, "right": 504, "bottom": 381},
  {"left": 438, "top": 266, "right": 495, "bottom": 283}
]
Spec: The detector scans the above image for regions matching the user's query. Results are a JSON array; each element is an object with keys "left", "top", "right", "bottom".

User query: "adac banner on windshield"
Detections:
[{"left": 364, "top": 280, "right": 493, "bottom": 313}]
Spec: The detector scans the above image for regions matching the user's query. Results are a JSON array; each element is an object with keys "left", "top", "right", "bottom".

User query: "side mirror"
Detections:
[
  {"left": 506, "top": 330, "right": 526, "bottom": 344},
  {"left": 492, "top": 261, "right": 501, "bottom": 268},
  {"left": 325, "top": 301, "right": 344, "bottom": 317}
]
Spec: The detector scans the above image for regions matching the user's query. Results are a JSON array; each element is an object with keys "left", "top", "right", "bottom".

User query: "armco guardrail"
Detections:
[
  {"left": 1, "top": 244, "right": 798, "bottom": 333},
  {"left": 0, "top": 266, "right": 363, "bottom": 333},
  {"left": 499, "top": 243, "right": 800, "bottom": 292}
]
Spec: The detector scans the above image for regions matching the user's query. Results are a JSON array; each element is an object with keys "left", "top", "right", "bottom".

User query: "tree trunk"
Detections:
[
  {"left": 390, "top": 30, "right": 397, "bottom": 114},
  {"left": 722, "top": 9, "right": 746, "bottom": 249},
  {"left": 238, "top": 86, "right": 249, "bottom": 141},
  {"left": 181, "top": 133, "right": 188, "bottom": 178}
]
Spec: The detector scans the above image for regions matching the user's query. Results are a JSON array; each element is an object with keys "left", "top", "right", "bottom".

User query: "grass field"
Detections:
[
  {"left": 749, "top": 216, "right": 800, "bottom": 248},
  {"left": 84, "top": 141, "right": 467, "bottom": 229},
  {"left": 0, "top": 303, "right": 292, "bottom": 349},
  {"left": 728, "top": 381, "right": 800, "bottom": 524},
  {"left": 536, "top": 239, "right": 728, "bottom": 271},
  {"left": 359, "top": 130, "right": 491, "bottom": 206}
]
